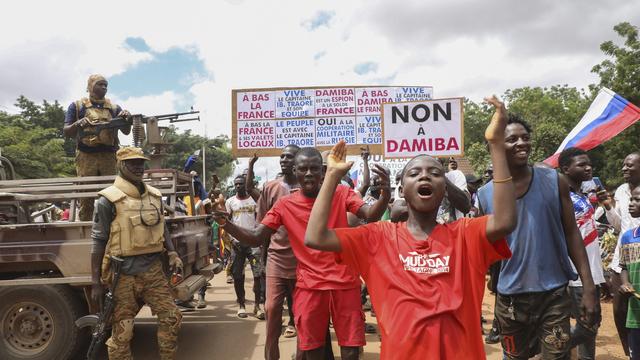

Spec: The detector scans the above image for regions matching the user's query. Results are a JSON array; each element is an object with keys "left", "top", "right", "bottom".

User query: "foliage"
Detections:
[
  {"left": 0, "top": 99, "right": 75, "bottom": 179},
  {"left": 463, "top": 22, "right": 639, "bottom": 187},
  {"left": 503, "top": 86, "right": 591, "bottom": 164},
  {"left": 463, "top": 99, "right": 492, "bottom": 174},
  {"left": 0, "top": 96, "right": 235, "bottom": 183},
  {"left": 589, "top": 22, "right": 640, "bottom": 187},
  {"left": 463, "top": 86, "right": 591, "bottom": 175}
]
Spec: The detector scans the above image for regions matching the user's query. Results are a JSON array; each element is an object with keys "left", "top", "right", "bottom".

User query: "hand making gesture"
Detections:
[
  {"left": 483, "top": 95, "right": 508, "bottom": 144},
  {"left": 327, "top": 140, "right": 354, "bottom": 178}
]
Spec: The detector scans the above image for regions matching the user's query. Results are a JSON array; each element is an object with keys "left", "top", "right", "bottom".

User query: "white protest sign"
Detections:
[
  {"left": 237, "top": 120, "right": 276, "bottom": 149},
  {"left": 236, "top": 91, "right": 276, "bottom": 120},
  {"left": 382, "top": 98, "right": 464, "bottom": 158},
  {"left": 351, "top": 155, "right": 409, "bottom": 188},
  {"left": 232, "top": 86, "right": 433, "bottom": 157}
]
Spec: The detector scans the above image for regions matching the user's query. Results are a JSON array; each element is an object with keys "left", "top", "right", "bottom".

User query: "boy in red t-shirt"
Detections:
[
  {"left": 305, "top": 96, "right": 517, "bottom": 360},
  {"left": 214, "top": 147, "right": 390, "bottom": 360}
]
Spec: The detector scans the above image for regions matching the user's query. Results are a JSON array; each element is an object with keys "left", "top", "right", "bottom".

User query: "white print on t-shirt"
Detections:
[{"left": 399, "top": 251, "right": 450, "bottom": 274}]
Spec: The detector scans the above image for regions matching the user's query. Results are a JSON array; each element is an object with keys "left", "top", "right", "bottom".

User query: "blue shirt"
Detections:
[
  {"left": 478, "top": 167, "right": 577, "bottom": 295},
  {"left": 65, "top": 101, "right": 122, "bottom": 153},
  {"left": 183, "top": 155, "right": 197, "bottom": 173}
]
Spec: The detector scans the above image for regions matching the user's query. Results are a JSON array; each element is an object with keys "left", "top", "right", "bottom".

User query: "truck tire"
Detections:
[{"left": 0, "top": 285, "right": 88, "bottom": 360}]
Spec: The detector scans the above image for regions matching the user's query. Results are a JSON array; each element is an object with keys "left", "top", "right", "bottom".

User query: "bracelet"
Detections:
[{"left": 493, "top": 176, "right": 513, "bottom": 184}]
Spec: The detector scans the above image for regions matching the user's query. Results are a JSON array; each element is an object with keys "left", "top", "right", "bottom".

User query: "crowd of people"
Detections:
[
  {"left": 198, "top": 96, "right": 639, "bottom": 359},
  {"left": 62, "top": 74, "right": 640, "bottom": 359}
]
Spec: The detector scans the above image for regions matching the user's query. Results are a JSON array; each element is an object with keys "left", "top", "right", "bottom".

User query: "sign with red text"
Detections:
[
  {"left": 382, "top": 98, "right": 464, "bottom": 158},
  {"left": 232, "top": 86, "right": 433, "bottom": 157}
]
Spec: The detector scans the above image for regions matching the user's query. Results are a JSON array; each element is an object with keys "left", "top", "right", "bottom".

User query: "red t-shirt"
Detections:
[
  {"left": 262, "top": 185, "right": 364, "bottom": 290},
  {"left": 335, "top": 216, "right": 511, "bottom": 360}
]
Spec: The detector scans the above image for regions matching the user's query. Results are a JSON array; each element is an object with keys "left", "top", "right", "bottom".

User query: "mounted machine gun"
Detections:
[{"left": 78, "top": 110, "right": 200, "bottom": 168}]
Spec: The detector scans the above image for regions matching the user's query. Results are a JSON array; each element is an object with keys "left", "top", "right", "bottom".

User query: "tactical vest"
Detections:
[
  {"left": 99, "top": 177, "right": 165, "bottom": 278},
  {"left": 76, "top": 97, "right": 117, "bottom": 147}
]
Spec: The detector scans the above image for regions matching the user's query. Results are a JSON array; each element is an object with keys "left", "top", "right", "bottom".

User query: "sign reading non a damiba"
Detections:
[{"left": 382, "top": 98, "right": 464, "bottom": 158}]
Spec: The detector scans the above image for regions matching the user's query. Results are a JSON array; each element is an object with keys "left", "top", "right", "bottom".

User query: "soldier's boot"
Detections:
[
  {"left": 158, "top": 309, "right": 182, "bottom": 360},
  {"left": 106, "top": 319, "right": 134, "bottom": 360}
]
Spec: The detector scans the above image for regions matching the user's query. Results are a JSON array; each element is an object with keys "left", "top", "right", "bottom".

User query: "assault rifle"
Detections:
[
  {"left": 75, "top": 256, "right": 125, "bottom": 360},
  {"left": 78, "top": 110, "right": 200, "bottom": 147}
]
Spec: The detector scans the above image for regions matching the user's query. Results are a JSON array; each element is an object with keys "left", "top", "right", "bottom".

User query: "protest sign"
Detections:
[
  {"left": 350, "top": 155, "right": 409, "bottom": 189},
  {"left": 382, "top": 98, "right": 464, "bottom": 158},
  {"left": 232, "top": 86, "right": 433, "bottom": 157}
]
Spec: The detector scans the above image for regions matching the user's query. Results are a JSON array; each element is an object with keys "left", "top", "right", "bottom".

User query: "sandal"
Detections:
[{"left": 283, "top": 325, "right": 297, "bottom": 338}]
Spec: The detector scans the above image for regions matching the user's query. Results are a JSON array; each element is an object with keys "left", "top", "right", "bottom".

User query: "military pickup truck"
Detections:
[{"left": 0, "top": 169, "right": 220, "bottom": 360}]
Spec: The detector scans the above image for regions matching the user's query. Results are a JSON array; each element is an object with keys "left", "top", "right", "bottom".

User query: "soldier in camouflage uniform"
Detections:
[
  {"left": 90, "top": 147, "right": 183, "bottom": 359},
  {"left": 63, "top": 74, "right": 131, "bottom": 220}
]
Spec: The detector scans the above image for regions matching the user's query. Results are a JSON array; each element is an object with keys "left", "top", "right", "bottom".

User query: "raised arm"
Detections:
[
  {"left": 483, "top": 96, "right": 517, "bottom": 242},
  {"left": 356, "top": 164, "right": 391, "bottom": 222},
  {"left": 305, "top": 141, "right": 354, "bottom": 251},
  {"left": 356, "top": 146, "right": 371, "bottom": 197},
  {"left": 559, "top": 175, "right": 596, "bottom": 325},
  {"left": 246, "top": 153, "right": 261, "bottom": 202}
]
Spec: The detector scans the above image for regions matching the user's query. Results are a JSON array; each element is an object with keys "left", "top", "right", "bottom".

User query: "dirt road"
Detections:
[{"left": 124, "top": 271, "right": 626, "bottom": 359}]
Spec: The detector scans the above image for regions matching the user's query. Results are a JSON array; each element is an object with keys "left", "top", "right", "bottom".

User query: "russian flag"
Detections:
[
  {"left": 544, "top": 88, "right": 640, "bottom": 167},
  {"left": 349, "top": 168, "right": 359, "bottom": 189}
]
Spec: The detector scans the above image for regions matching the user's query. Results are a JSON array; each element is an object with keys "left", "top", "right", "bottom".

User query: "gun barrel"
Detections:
[
  {"left": 153, "top": 111, "right": 200, "bottom": 120},
  {"left": 170, "top": 117, "right": 200, "bottom": 123}
]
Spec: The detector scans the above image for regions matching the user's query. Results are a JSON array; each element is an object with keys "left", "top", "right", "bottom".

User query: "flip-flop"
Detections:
[{"left": 283, "top": 325, "right": 297, "bottom": 338}]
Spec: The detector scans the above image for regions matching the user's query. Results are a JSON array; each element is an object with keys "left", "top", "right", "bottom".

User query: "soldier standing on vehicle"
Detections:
[
  {"left": 90, "top": 147, "right": 183, "bottom": 359},
  {"left": 63, "top": 74, "right": 131, "bottom": 221}
]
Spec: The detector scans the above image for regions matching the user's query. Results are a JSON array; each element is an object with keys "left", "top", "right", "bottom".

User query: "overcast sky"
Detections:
[{"left": 1, "top": 0, "right": 638, "bottom": 180}]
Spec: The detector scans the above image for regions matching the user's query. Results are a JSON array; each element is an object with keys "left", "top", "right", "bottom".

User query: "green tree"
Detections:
[
  {"left": 463, "top": 86, "right": 591, "bottom": 175},
  {"left": 0, "top": 112, "right": 74, "bottom": 179},
  {"left": 0, "top": 97, "right": 75, "bottom": 179},
  {"left": 590, "top": 22, "right": 640, "bottom": 186},
  {"left": 463, "top": 99, "right": 492, "bottom": 174},
  {"left": 1, "top": 96, "right": 237, "bottom": 182},
  {"left": 15, "top": 96, "right": 65, "bottom": 131},
  {"left": 504, "top": 86, "right": 591, "bottom": 163}
]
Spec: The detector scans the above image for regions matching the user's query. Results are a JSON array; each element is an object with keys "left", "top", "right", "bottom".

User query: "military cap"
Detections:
[{"left": 116, "top": 147, "right": 149, "bottom": 162}]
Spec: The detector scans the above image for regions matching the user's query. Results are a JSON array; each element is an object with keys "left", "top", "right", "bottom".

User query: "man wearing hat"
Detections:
[
  {"left": 90, "top": 147, "right": 183, "bottom": 359},
  {"left": 64, "top": 74, "right": 131, "bottom": 220}
]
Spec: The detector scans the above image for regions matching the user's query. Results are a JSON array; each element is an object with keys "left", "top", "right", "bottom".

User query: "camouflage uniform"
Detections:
[
  {"left": 91, "top": 147, "right": 182, "bottom": 359},
  {"left": 65, "top": 74, "right": 127, "bottom": 220},
  {"left": 107, "top": 260, "right": 181, "bottom": 360},
  {"left": 77, "top": 151, "right": 117, "bottom": 221}
]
